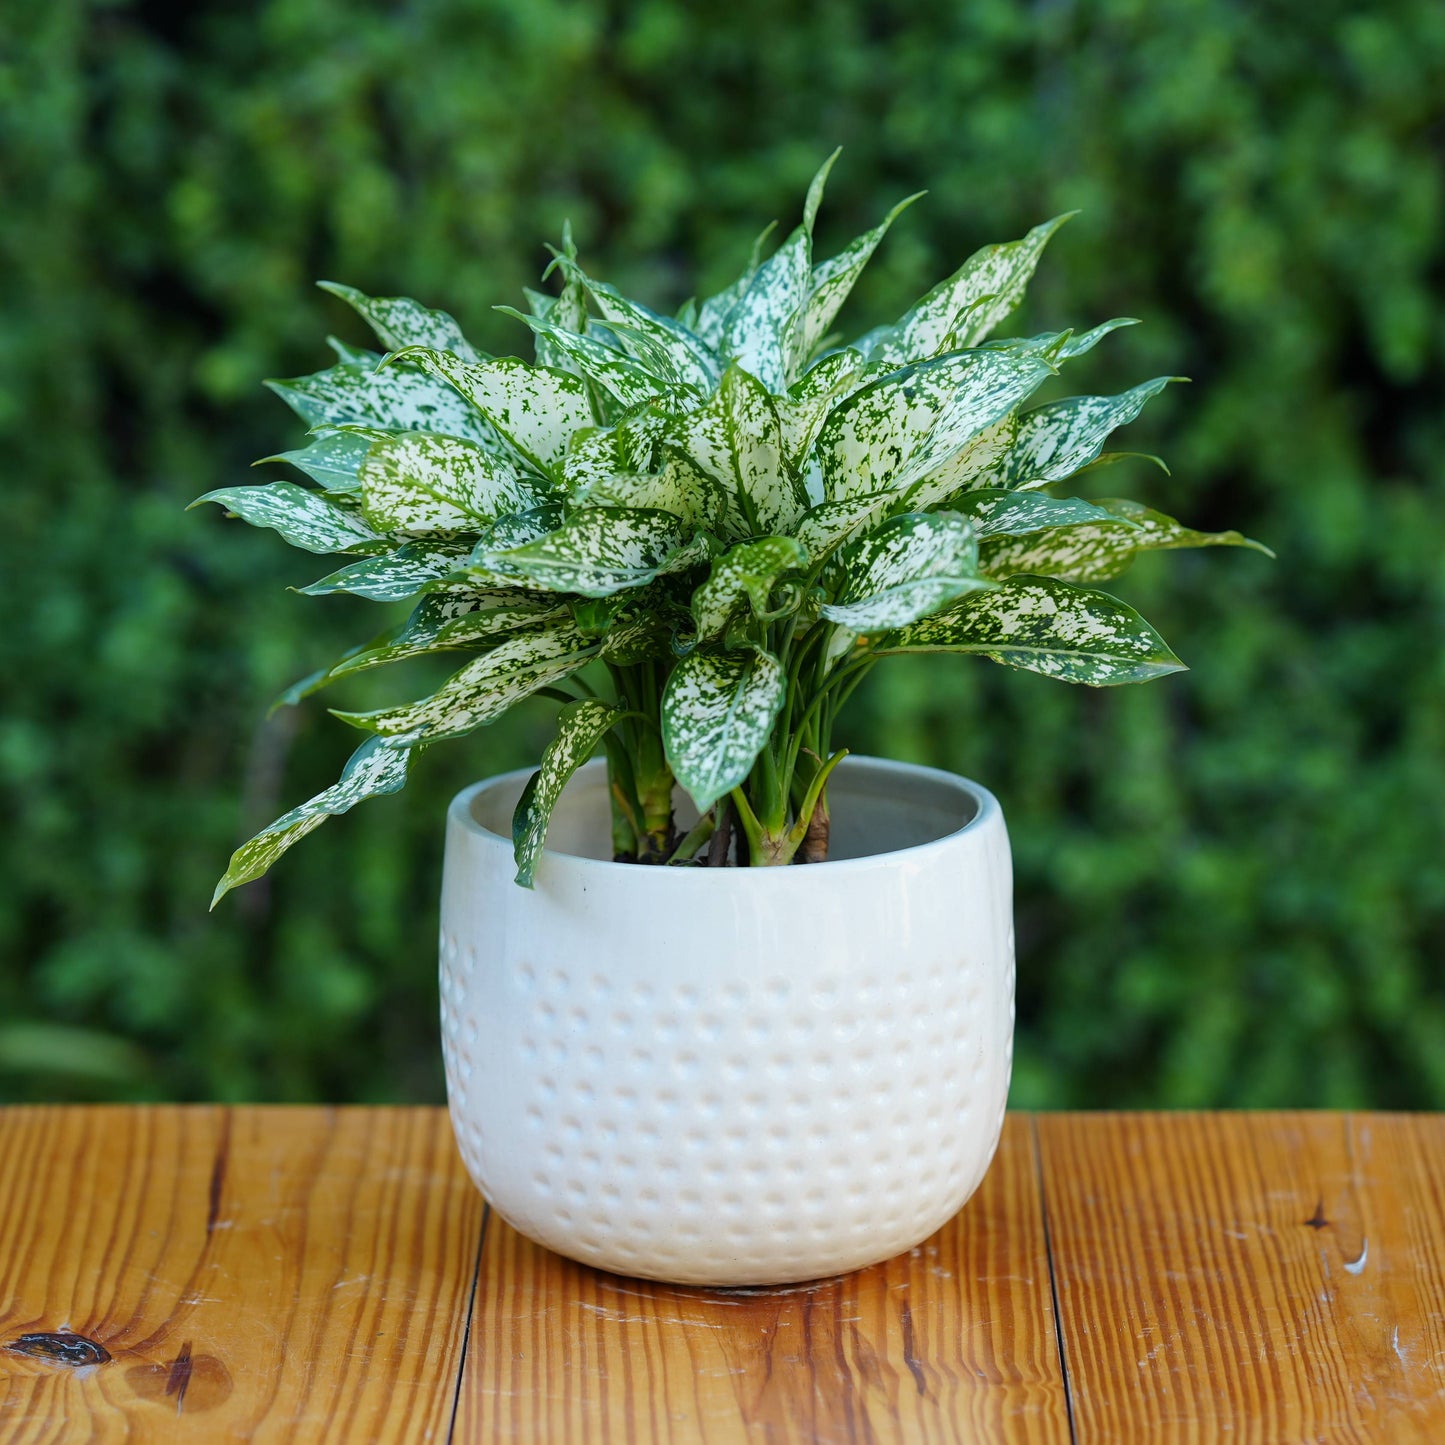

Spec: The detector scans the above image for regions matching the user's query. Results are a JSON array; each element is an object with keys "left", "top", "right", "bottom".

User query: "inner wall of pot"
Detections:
[{"left": 468, "top": 757, "right": 979, "bottom": 863}]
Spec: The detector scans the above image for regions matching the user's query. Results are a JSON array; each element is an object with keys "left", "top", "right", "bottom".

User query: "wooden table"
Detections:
[{"left": 0, "top": 1109, "right": 1440, "bottom": 1442}]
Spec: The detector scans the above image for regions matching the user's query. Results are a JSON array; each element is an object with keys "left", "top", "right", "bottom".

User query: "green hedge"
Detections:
[{"left": 3, "top": 0, "right": 1442, "bottom": 1104}]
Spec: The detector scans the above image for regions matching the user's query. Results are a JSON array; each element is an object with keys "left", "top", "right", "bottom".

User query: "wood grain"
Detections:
[
  {"left": 456, "top": 1112, "right": 1070, "bottom": 1444},
  {"left": 5, "top": 1106, "right": 1444, "bottom": 1442},
  {"left": 1036, "top": 1111, "right": 1445, "bottom": 1445},
  {"left": 0, "top": 1106, "right": 483, "bottom": 1443}
]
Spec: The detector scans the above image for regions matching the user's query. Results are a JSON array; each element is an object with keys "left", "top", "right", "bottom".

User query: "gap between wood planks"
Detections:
[
  {"left": 1032, "top": 1115, "right": 1079, "bottom": 1445},
  {"left": 446, "top": 1203, "right": 489, "bottom": 1445}
]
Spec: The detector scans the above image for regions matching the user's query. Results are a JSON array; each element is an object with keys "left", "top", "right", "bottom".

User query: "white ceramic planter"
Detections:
[{"left": 439, "top": 754, "right": 1014, "bottom": 1287}]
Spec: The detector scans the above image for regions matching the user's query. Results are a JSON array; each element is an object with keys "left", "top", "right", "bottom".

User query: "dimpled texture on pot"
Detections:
[{"left": 439, "top": 755, "right": 1014, "bottom": 1287}]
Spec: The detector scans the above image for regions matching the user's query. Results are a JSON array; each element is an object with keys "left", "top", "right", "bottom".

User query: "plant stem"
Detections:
[
  {"left": 667, "top": 811, "right": 716, "bottom": 864},
  {"left": 706, "top": 799, "right": 735, "bottom": 867}
]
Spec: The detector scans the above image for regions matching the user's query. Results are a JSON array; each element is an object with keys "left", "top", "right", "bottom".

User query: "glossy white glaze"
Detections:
[{"left": 439, "top": 755, "right": 1014, "bottom": 1286}]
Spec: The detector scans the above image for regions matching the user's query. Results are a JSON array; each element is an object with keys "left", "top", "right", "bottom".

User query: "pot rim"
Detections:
[{"left": 448, "top": 753, "right": 1002, "bottom": 880}]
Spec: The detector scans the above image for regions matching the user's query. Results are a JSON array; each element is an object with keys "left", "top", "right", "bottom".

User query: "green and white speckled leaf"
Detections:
[
  {"left": 999, "top": 378, "right": 1180, "bottom": 488},
  {"left": 259, "top": 429, "right": 384, "bottom": 493},
  {"left": 865, "top": 214, "right": 1074, "bottom": 367},
  {"left": 495, "top": 309, "right": 668, "bottom": 418},
  {"left": 692, "top": 233, "right": 768, "bottom": 343},
  {"left": 392, "top": 350, "right": 594, "bottom": 477},
  {"left": 873, "top": 575, "right": 1184, "bottom": 684},
  {"left": 560, "top": 407, "right": 666, "bottom": 493},
  {"left": 981, "top": 318, "right": 1139, "bottom": 362},
  {"left": 671, "top": 365, "right": 805, "bottom": 535},
  {"left": 318, "top": 282, "right": 485, "bottom": 361},
  {"left": 816, "top": 348, "right": 1053, "bottom": 502},
  {"left": 896, "top": 416, "right": 1019, "bottom": 511},
  {"left": 981, "top": 498, "right": 1272, "bottom": 583},
  {"left": 574, "top": 453, "right": 726, "bottom": 531},
  {"left": 950, "top": 488, "right": 1125, "bottom": 538},
  {"left": 300, "top": 541, "right": 472, "bottom": 600},
  {"left": 329, "top": 594, "right": 566, "bottom": 679},
  {"left": 523, "top": 282, "right": 589, "bottom": 375},
  {"left": 555, "top": 261, "right": 721, "bottom": 393},
  {"left": 212, "top": 736, "right": 416, "bottom": 906},
  {"left": 662, "top": 646, "right": 787, "bottom": 811},
  {"left": 191, "top": 482, "right": 383, "bottom": 554},
  {"left": 266, "top": 362, "right": 502, "bottom": 449},
  {"left": 601, "top": 606, "right": 689, "bottom": 664},
  {"left": 481, "top": 507, "right": 691, "bottom": 597},
  {"left": 512, "top": 699, "right": 626, "bottom": 887},
  {"left": 717, "top": 230, "right": 811, "bottom": 392},
  {"left": 326, "top": 337, "right": 382, "bottom": 368},
  {"left": 822, "top": 512, "right": 992, "bottom": 630},
  {"left": 691, "top": 536, "right": 810, "bottom": 640},
  {"left": 776, "top": 349, "right": 871, "bottom": 477},
  {"left": 335, "top": 621, "right": 599, "bottom": 741},
  {"left": 358, "top": 432, "right": 541, "bottom": 534},
  {"left": 794, "top": 492, "right": 894, "bottom": 558},
  {"left": 471, "top": 504, "right": 565, "bottom": 557},
  {"left": 793, "top": 193, "right": 922, "bottom": 373}
]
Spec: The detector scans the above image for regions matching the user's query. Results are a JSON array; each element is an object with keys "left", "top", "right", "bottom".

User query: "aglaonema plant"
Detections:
[{"left": 199, "top": 154, "right": 1269, "bottom": 904}]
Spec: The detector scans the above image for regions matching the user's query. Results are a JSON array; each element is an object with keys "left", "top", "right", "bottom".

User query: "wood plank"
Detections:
[
  {"left": 0, "top": 1106, "right": 483, "bottom": 1443},
  {"left": 456, "top": 1111, "right": 1069, "bottom": 1444},
  {"left": 1037, "top": 1111, "right": 1445, "bottom": 1444}
]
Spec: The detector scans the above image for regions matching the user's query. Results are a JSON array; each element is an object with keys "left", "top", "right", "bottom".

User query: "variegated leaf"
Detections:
[
  {"left": 523, "top": 282, "right": 589, "bottom": 374},
  {"left": 358, "top": 432, "right": 540, "bottom": 534},
  {"left": 951, "top": 488, "right": 1127, "bottom": 538},
  {"left": 601, "top": 609, "right": 686, "bottom": 664},
  {"left": 512, "top": 699, "right": 626, "bottom": 887},
  {"left": 266, "top": 362, "right": 503, "bottom": 449},
  {"left": 865, "top": 213, "right": 1074, "bottom": 366},
  {"left": 776, "top": 349, "right": 871, "bottom": 477},
  {"left": 330, "top": 595, "right": 566, "bottom": 679},
  {"left": 821, "top": 512, "right": 993, "bottom": 630},
  {"left": 981, "top": 317, "right": 1139, "bottom": 361},
  {"left": 793, "top": 193, "right": 922, "bottom": 374},
  {"left": 794, "top": 491, "right": 894, "bottom": 557},
  {"left": 473, "top": 504, "right": 565, "bottom": 556},
  {"left": 271, "top": 626, "right": 398, "bottom": 710},
  {"left": 895, "top": 415, "right": 1019, "bottom": 511},
  {"left": 707, "top": 151, "right": 839, "bottom": 388},
  {"left": 654, "top": 531, "right": 716, "bottom": 578},
  {"left": 694, "top": 219, "right": 780, "bottom": 349},
  {"left": 719, "top": 225, "right": 812, "bottom": 393},
  {"left": 191, "top": 482, "right": 383, "bottom": 554},
  {"left": 691, "top": 536, "right": 810, "bottom": 640},
  {"left": 211, "top": 736, "right": 415, "bottom": 905},
  {"left": 318, "top": 282, "right": 485, "bottom": 361},
  {"left": 495, "top": 308, "right": 669, "bottom": 417},
  {"left": 300, "top": 541, "right": 472, "bottom": 600},
  {"left": 662, "top": 646, "right": 787, "bottom": 811},
  {"left": 816, "top": 348, "right": 1053, "bottom": 503},
  {"left": 981, "top": 498, "right": 1272, "bottom": 583},
  {"left": 574, "top": 453, "right": 726, "bottom": 531},
  {"left": 671, "top": 365, "right": 805, "bottom": 535},
  {"left": 560, "top": 407, "right": 666, "bottom": 493},
  {"left": 1000, "top": 377, "right": 1181, "bottom": 489},
  {"left": 392, "top": 350, "right": 594, "bottom": 478},
  {"left": 873, "top": 575, "right": 1185, "bottom": 685},
  {"left": 259, "top": 429, "right": 383, "bottom": 493},
  {"left": 555, "top": 260, "right": 721, "bottom": 393},
  {"left": 327, "top": 336, "right": 383, "bottom": 367},
  {"left": 335, "top": 621, "right": 599, "bottom": 741},
  {"left": 482, "top": 507, "right": 691, "bottom": 597}
]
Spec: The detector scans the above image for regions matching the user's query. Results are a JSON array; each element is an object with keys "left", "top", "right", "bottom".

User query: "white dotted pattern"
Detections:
[{"left": 439, "top": 759, "right": 1015, "bottom": 1286}]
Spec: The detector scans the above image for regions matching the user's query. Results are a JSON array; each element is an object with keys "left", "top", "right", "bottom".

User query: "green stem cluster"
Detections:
[{"left": 585, "top": 608, "right": 876, "bottom": 868}]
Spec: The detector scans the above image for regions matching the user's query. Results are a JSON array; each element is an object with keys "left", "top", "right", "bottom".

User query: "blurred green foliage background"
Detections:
[{"left": 3, "top": 0, "right": 1442, "bottom": 1107}]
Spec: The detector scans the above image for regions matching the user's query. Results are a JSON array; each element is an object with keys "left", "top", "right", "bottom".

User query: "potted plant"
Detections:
[{"left": 200, "top": 156, "right": 1266, "bottom": 1286}]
